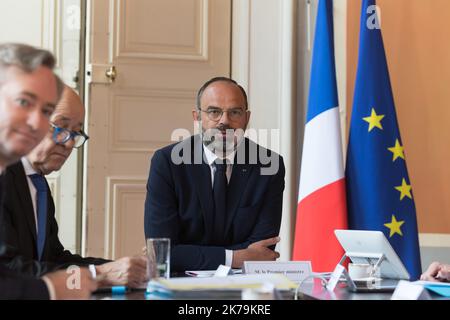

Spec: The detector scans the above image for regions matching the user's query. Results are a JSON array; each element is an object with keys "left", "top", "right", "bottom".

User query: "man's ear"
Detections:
[
  {"left": 245, "top": 110, "right": 251, "bottom": 125},
  {"left": 192, "top": 109, "right": 200, "bottom": 121}
]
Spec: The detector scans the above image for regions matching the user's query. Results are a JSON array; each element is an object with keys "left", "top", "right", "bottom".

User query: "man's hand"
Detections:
[
  {"left": 96, "top": 256, "right": 148, "bottom": 288},
  {"left": 421, "top": 261, "right": 450, "bottom": 282},
  {"left": 232, "top": 237, "right": 281, "bottom": 268},
  {"left": 44, "top": 267, "right": 97, "bottom": 300}
]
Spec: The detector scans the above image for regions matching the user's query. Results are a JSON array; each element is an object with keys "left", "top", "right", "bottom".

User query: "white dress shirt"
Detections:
[{"left": 202, "top": 145, "right": 235, "bottom": 267}]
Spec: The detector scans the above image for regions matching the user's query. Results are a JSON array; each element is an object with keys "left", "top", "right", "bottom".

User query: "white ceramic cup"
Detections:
[{"left": 348, "top": 263, "right": 373, "bottom": 280}]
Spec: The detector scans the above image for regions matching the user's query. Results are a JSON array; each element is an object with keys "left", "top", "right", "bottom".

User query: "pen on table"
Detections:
[{"left": 94, "top": 286, "right": 131, "bottom": 294}]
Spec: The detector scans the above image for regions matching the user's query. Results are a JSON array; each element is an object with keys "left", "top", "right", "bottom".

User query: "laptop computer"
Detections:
[{"left": 334, "top": 230, "right": 411, "bottom": 292}]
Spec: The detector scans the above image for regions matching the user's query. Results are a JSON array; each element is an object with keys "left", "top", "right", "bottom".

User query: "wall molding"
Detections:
[
  {"left": 105, "top": 177, "right": 147, "bottom": 259},
  {"left": 333, "top": 0, "right": 348, "bottom": 151},
  {"left": 419, "top": 233, "right": 450, "bottom": 248},
  {"left": 42, "top": 0, "right": 62, "bottom": 69},
  {"left": 114, "top": 0, "right": 209, "bottom": 61},
  {"left": 278, "top": 0, "right": 296, "bottom": 261},
  {"left": 231, "top": 0, "right": 250, "bottom": 91},
  {"left": 108, "top": 89, "right": 195, "bottom": 153}
]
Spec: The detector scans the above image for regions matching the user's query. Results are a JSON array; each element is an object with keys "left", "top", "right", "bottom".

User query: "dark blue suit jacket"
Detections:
[
  {"left": 144, "top": 135, "right": 285, "bottom": 271},
  {"left": 0, "top": 161, "right": 109, "bottom": 277},
  {"left": 0, "top": 174, "right": 50, "bottom": 299}
]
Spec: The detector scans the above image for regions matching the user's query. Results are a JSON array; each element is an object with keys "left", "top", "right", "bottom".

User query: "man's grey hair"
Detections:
[{"left": 0, "top": 43, "right": 64, "bottom": 99}]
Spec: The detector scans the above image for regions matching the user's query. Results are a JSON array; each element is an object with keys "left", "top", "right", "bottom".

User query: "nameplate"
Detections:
[
  {"left": 391, "top": 280, "right": 431, "bottom": 300},
  {"left": 243, "top": 261, "right": 312, "bottom": 282}
]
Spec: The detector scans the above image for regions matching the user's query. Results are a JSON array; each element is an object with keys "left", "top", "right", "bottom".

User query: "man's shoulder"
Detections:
[
  {"left": 156, "top": 135, "right": 197, "bottom": 156},
  {"left": 242, "top": 138, "right": 284, "bottom": 164},
  {"left": 152, "top": 135, "right": 200, "bottom": 166},
  {"left": 241, "top": 139, "right": 284, "bottom": 178},
  {"left": 4, "top": 161, "right": 25, "bottom": 180},
  {"left": 247, "top": 139, "right": 282, "bottom": 158}
]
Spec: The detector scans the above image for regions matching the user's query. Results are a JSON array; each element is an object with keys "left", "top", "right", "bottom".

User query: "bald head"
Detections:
[
  {"left": 52, "top": 86, "right": 85, "bottom": 129},
  {"left": 27, "top": 86, "right": 86, "bottom": 175}
]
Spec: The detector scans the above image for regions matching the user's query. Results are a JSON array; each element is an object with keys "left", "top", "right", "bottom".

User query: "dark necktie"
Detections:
[
  {"left": 213, "top": 160, "right": 228, "bottom": 243},
  {"left": 29, "top": 174, "right": 47, "bottom": 260}
]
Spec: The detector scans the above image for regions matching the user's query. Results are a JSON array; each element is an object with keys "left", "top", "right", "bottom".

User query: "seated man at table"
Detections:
[
  {"left": 144, "top": 77, "right": 285, "bottom": 272},
  {"left": 421, "top": 262, "right": 450, "bottom": 282},
  {"left": 0, "top": 42, "right": 96, "bottom": 299},
  {"left": 0, "top": 86, "right": 148, "bottom": 288}
]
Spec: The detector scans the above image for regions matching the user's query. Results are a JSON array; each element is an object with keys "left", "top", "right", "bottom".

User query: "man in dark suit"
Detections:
[
  {"left": 0, "top": 43, "right": 96, "bottom": 299},
  {"left": 0, "top": 86, "right": 148, "bottom": 288},
  {"left": 145, "top": 77, "right": 285, "bottom": 271}
]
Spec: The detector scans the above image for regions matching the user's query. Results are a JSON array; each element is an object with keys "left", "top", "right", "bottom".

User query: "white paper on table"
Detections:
[
  {"left": 185, "top": 269, "right": 242, "bottom": 277},
  {"left": 158, "top": 274, "right": 297, "bottom": 291}
]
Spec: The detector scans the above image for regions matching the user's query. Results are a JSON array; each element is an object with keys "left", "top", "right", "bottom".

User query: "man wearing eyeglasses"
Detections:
[
  {"left": 1, "top": 86, "right": 148, "bottom": 288},
  {"left": 145, "top": 77, "right": 285, "bottom": 271},
  {"left": 0, "top": 43, "right": 97, "bottom": 299}
]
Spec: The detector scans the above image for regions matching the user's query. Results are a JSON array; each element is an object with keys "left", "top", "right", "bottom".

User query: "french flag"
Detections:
[{"left": 292, "top": 0, "right": 347, "bottom": 272}]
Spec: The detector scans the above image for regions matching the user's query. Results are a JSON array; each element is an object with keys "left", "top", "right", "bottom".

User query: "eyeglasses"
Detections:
[
  {"left": 50, "top": 123, "right": 89, "bottom": 148},
  {"left": 201, "top": 107, "right": 247, "bottom": 122}
]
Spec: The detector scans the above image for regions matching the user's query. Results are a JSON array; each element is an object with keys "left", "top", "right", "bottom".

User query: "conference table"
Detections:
[{"left": 92, "top": 279, "right": 395, "bottom": 300}]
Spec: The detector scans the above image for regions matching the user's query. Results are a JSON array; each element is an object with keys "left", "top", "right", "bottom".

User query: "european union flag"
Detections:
[{"left": 346, "top": 0, "right": 421, "bottom": 280}]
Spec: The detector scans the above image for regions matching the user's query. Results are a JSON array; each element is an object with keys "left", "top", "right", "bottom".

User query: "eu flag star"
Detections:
[
  {"left": 384, "top": 215, "right": 405, "bottom": 238},
  {"left": 363, "top": 108, "right": 385, "bottom": 132},
  {"left": 395, "top": 178, "right": 412, "bottom": 200},
  {"left": 388, "top": 139, "right": 405, "bottom": 161}
]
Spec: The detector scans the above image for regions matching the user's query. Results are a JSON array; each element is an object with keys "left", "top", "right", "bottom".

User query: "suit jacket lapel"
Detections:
[
  {"left": 10, "top": 162, "right": 38, "bottom": 243},
  {"left": 185, "top": 135, "right": 215, "bottom": 243},
  {"left": 225, "top": 163, "right": 252, "bottom": 237},
  {"left": 224, "top": 139, "right": 253, "bottom": 236}
]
